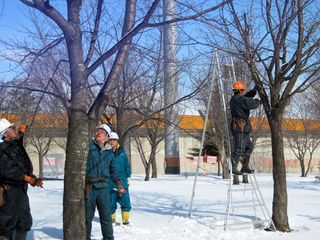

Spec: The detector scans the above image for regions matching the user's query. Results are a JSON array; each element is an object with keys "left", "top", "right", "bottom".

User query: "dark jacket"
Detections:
[
  {"left": 0, "top": 140, "right": 33, "bottom": 186},
  {"left": 110, "top": 146, "right": 131, "bottom": 189},
  {"left": 230, "top": 89, "right": 261, "bottom": 133},
  {"left": 86, "top": 141, "right": 119, "bottom": 188}
]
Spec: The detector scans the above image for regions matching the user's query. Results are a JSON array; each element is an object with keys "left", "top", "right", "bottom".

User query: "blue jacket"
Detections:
[
  {"left": 110, "top": 146, "right": 131, "bottom": 189},
  {"left": 86, "top": 141, "right": 119, "bottom": 188}
]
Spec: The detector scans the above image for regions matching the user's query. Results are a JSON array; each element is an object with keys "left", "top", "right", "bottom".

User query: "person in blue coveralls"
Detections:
[
  {"left": 108, "top": 132, "right": 131, "bottom": 225},
  {"left": 85, "top": 124, "right": 124, "bottom": 240}
]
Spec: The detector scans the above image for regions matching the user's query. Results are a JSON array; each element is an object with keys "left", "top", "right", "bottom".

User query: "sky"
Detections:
[
  {"left": 26, "top": 173, "right": 320, "bottom": 240},
  {"left": 0, "top": 1, "right": 67, "bottom": 80},
  {"left": 0, "top": 1, "right": 30, "bottom": 79},
  {"left": 0, "top": 0, "right": 209, "bottom": 115}
]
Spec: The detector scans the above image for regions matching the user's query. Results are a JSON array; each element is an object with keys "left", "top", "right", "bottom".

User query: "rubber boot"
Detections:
[
  {"left": 233, "top": 175, "right": 240, "bottom": 185},
  {"left": 111, "top": 213, "right": 116, "bottom": 224},
  {"left": 121, "top": 211, "right": 130, "bottom": 225},
  {"left": 242, "top": 174, "right": 249, "bottom": 183}
]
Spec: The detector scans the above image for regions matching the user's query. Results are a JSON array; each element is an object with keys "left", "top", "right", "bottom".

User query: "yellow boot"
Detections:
[
  {"left": 121, "top": 211, "right": 130, "bottom": 225},
  {"left": 111, "top": 213, "right": 116, "bottom": 224}
]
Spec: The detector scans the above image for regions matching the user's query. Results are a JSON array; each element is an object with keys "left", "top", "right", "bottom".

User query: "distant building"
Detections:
[{"left": 1, "top": 114, "right": 319, "bottom": 176}]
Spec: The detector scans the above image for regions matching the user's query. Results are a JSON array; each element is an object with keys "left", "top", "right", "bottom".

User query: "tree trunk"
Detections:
[
  {"left": 217, "top": 157, "right": 221, "bottom": 176},
  {"left": 219, "top": 148, "right": 229, "bottom": 179},
  {"left": 39, "top": 154, "right": 43, "bottom": 179},
  {"left": 145, "top": 163, "right": 151, "bottom": 181},
  {"left": 64, "top": 109, "right": 89, "bottom": 240},
  {"left": 269, "top": 115, "right": 290, "bottom": 232},
  {"left": 151, "top": 147, "right": 157, "bottom": 178},
  {"left": 63, "top": 24, "right": 89, "bottom": 238},
  {"left": 299, "top": 158, "right": 306, "bottom": 177}
]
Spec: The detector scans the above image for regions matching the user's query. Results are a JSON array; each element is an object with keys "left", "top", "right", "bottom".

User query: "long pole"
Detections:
[
  {"left": 214, "top": 52, "right": 233, "bottom": 230},
  {"left": 188, "top": 51, "right": 216, "bottom": 217}
]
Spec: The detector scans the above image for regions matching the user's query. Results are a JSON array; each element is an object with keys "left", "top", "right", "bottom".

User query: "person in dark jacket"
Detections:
[
  {"left": 85, "top": 124, "right": 124, "bottom": 240},
  {"left": 229, "top": 81, "right": 261, "bottom": 175},
  {"left": 0, "top": 119, "right": 42, "bottom": 240},
  {"left": 108, "top": 132, "right": 131, "bottom": 225}
]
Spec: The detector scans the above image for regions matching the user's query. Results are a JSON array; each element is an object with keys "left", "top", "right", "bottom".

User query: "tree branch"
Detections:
[
  {"left": 84, "top": 0, "right": 103, "bottom": 67},
  {"left": 20, "top": 0, "right": 73, "bottom": 35}
]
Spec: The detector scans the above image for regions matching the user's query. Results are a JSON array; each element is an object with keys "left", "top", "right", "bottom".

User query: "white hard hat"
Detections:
[
  {"left": 0, "top": 118, "right": 13, "bottom": 134},
  {"left": 96, "top": 124, "right": 111, "bottom": 136},
  {"left": 109, "top": 132, "right": 119, "bottom": 140}
]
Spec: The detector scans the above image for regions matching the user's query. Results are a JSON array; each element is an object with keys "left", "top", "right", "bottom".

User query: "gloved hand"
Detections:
[
  {"left": 116, "top": 180, "right": 125, "bottom": 196},
  {"left": 24, "top": 175, "right": 36, "bottom": 186},
  {"left": 35, "top": 178, "right": 43, "bottom": 188},
  {"left": 254, "top": 84, "right": 261, "bottom": 91},
  {"left": 18, "top": 124, "right": 28, "bottom": 134},
  {"left": 24, "top": 175, "right": 43, "bottom": 187}
]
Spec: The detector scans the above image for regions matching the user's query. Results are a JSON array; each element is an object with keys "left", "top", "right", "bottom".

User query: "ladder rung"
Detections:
[
  {"left": 226, "top": 219, "right": 270, "bottom": 227},
  {"left": 228, "top": 187, "right": 257, "bottom": 192},
  {"left": 231, "top": 203, "right": 265, "bottom": 209}
]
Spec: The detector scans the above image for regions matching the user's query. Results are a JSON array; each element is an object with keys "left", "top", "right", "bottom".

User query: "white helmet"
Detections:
[
  {"left": 109, "top": 132, "right": 119, "bottom": 140},
  {"left": 0, "top": 118, "right": 13, "bottom": 134},
  {"left": 96, "top": 124, "right": 111, "bottom": 136}
]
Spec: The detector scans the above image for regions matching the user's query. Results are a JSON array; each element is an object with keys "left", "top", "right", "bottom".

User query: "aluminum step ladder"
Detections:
[{"left": 224, "top": 169, "right": 276, "bottom": 231}]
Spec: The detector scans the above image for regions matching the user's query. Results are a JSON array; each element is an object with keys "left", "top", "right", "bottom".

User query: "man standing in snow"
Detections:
[
  {"left": 0, "top": 119, "right": 42, "bottom": 240},
  {"left": 108, "top": 132, "right": 131, "bottom": 225},
  {"left": 229, "top": 81, "right": 261, "bottom": 177},
  {"left": 85, "top": 124, "right": 124, "bottom": 240}
]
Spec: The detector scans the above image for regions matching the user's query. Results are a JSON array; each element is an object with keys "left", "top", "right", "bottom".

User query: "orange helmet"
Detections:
[{"left": 232, "top": 81, "right": 246, "bottom": 91}]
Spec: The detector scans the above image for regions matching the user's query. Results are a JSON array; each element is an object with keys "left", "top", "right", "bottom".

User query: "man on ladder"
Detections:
[{"left": 229, "top": 81, "right": 261, "bottom": 179}]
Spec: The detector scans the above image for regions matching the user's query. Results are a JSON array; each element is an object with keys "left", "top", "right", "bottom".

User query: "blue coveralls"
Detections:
[
  {"left": 85, "top": 142, "right": 119, "bottom": 240},
  {"left": 109, "top": 146, "right": 131, "bottom": 213}
]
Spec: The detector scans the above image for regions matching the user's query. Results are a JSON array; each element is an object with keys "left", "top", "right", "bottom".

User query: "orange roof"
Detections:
[
  {"left": 2, "top": 113, "right": 319, "bottom": 132},
  {"left": 178, "top": 115, "right": 320, "bottom": 132},
  {"left": 251, "top": 117, "right": 320, "bottom": 132},
  {"left": 179, "top": 115, "right": 204, "bottom": 130},
  {"left": 0, "top": 113, "right": 67, "bottom": 128}
]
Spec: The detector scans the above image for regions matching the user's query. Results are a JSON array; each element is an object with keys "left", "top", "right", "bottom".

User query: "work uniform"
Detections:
[
  {"left": 0, "top": 140, "right": 33, "bottom": 239},
  {"left": 109, "top": 146, "right": 131, "bottom": 216},
  {"left": 85, "top": 141, "right": 119, "bottom": 240},
  {"left": 230, "top": 88, "right": 260, "bottom": 172}
]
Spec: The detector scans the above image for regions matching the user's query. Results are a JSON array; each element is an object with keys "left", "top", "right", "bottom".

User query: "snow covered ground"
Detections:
[{"left": 27, "top": 173, "right": 320, "bottom": 240}]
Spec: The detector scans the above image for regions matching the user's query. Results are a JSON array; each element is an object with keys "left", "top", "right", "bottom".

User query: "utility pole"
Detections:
[{"left": 163, "top": 0, "right": 180, "bottom": 174}]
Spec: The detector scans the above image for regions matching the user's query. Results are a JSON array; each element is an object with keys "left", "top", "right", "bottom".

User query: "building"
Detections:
[{"left": 1, "top": 114, "right": 319, "bottom": 177}]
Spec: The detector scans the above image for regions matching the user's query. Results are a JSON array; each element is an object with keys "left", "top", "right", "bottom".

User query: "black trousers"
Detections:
[
  {"left": 231, "top": 132, "right": 253, "bottom": 168},
  {"left": 0, "top": 187, "right": 32, "bottom": 238}
]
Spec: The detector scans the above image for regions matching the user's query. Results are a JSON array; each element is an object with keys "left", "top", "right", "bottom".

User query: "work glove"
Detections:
[
  {"left": 24, "top": 175, "right": 36, "bottom": 186},
  {"left": 24, "top": 175, "right": 43, "bottom": 188},
  {"left": 115, "top": 180, "right": 126, "bottom": 196},
  {"left": 35, "top": 178, "right": 43, "bottom": 188},
  {"left": 254, "top": 84, "right": 261, "bottom": 91},
  {"left": 18, "top": 124, "right": 28, "bottom": 134}
]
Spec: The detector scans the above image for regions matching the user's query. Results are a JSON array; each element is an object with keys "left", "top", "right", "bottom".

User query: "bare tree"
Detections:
[
  {"left": 285, "top": 94, "right": 320, "bottom": 177},
  {"left": 9, "top": 1, "right": 231, "bottom": 238},
  {"left": 203, "top": 0, "right": 320, "bottom": 231},
  {"left": 29, "top": 130, "right": 53, "bottom": 178},
  {"left": 134, "top": 115, "right": 164, "bottom": 181},
  {"left": 305, "top": 78, "right": 320, "bottom": 119}
]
